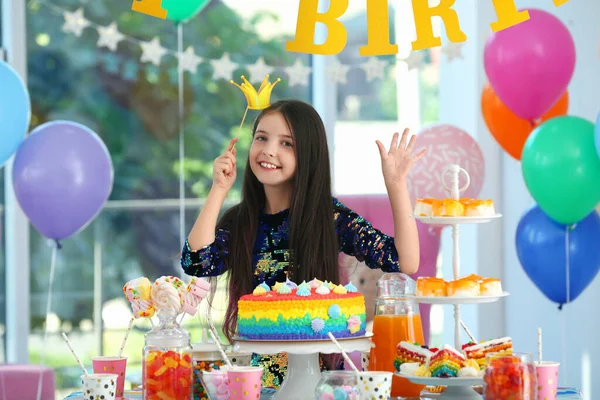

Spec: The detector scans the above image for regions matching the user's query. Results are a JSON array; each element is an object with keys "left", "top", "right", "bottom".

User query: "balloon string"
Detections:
[
  {"left": 177, "top": 22, "right": 186, "bottom": 254},
  {"left": 36, "top": 242, "right": 58, "bottom": 400},
  {"left": 562, "top": 225, "right": 571, "bottom": 386}
]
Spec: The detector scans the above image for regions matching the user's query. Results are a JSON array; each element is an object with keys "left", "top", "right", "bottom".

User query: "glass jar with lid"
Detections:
[
  {"left": 314, "top": 370, "right": 360, "bottom": 400},
  {"left": 143, "top": 308, "right": 193, "bottom": 399}
]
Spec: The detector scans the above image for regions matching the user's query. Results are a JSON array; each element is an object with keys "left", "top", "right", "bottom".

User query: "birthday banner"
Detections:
[{"left": 131, "top": 0, "right": 571, "bottom": 55}]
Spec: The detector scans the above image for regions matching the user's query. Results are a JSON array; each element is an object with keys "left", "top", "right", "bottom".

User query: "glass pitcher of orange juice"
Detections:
[{"left": 369, "top": 273, "right": 426, "bottom": 398}]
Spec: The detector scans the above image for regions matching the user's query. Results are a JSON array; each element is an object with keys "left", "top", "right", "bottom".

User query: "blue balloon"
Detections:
[
  {"left": 516, "top": 205, "right": 600, "bottom": 307},
  {"left": 595, "top": 113, "right": 600, "bottom": 159},
  {"left": 0, "top": 60, "right": 30, "bottom": 167}
]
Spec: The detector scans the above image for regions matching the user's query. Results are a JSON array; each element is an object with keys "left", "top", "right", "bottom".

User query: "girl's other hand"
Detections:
[
  {"left": 212, "top": 137, "right": 238, "bottom": 192},
  {"left": 376, "top": 128, "right": 426, "bottom": 187}
]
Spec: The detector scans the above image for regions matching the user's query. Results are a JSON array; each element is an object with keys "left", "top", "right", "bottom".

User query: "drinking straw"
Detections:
[
  {"left": 538, "top": 327, "right": 543, "bottom": 364},
  {"left": 460, "top": 320, "right": 477, "bottom": 343},
  {"left": 61, "top": 332, "right": 89, "bottom": 377},
  {"left": 117, "top": 317, "right": 135, "bottom": 358},
  {"left": 327, "top": 332, "right": 359, "bottom": 373},
  {"left": 207, "top": 329, "right": 233, "bottom": 368}
]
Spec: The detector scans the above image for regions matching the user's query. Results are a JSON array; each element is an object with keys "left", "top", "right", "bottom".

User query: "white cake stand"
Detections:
[
  {"left": 396, "top": 372, "right": 483, "bottom": 399},
  {"left": 410, "top": 164, "right": 505, "bottom": 350},
  {"left": 232, "top": 333, "right": 374, "bottom": 400}
]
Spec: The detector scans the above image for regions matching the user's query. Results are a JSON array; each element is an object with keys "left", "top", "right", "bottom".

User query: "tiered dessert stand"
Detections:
[
  {"left": 233, "top": 334, "right": 374, "bottom": 400},
  {"left": 397, "top": 164, "right": 507, "bottom": 400}
]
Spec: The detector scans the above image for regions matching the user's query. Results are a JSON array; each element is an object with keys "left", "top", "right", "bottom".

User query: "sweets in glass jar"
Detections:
[
  {"left": 143, "top": 349, "right": 193, "bottom": 400},
  {"left": 484, "top": 352, "right": 537, "bottom": 400},
  {"left": 193, "top": 360, "right": 225, "bottom": 400}
]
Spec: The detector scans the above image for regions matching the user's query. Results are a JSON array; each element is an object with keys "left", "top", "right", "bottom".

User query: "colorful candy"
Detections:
[
  {"left": 143, "top": 350, "right": 193, "bottom": 400},
  {"left": 192, "top": 360, "right": 225, "bottom": 400},
  {"left": 484, "top": 355, "right": 536, "bottom": 400}
]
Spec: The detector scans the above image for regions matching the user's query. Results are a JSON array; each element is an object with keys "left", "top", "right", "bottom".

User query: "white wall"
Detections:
[{"left": 440, "top": 0, "right": 600, "bottom": 397}]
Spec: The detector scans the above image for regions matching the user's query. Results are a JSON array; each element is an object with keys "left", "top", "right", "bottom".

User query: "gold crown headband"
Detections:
[{"left": 230, "top": 75, "right": 281, "bottom": 147}]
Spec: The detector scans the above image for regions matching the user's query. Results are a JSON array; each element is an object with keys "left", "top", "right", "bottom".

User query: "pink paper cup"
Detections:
[
  {"left": 535, "top": 361, "right": 560, "bottom": 400},
  {"left": 92, "top": 356, "right": 127, "bottom": 398},
  {"left": 227, "top": 366, "right": 263, "bottom": 400}
]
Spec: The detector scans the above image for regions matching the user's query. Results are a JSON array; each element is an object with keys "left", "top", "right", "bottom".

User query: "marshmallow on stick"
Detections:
[
  {"left": 182, "top": 277, "right": 211, "bottom": 316},
  {"left": 123, "top": 277, "right": 156, "bottom": 318},
  {"left": 152, "top": 276, "right": 185, "bottom": 313}
]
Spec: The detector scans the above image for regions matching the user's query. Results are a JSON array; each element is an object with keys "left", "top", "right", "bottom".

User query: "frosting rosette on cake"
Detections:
[
  {"left": 123, "top": 277, "right": 156, "bottom": 318},
  {"left": 152, "top": 276, "right": 184, "bottom": 313}
]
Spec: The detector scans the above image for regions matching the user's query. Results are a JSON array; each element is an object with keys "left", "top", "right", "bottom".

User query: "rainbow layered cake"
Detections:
[
  {"left": 394, "top": 342, "right": 434, "bottom": 372},
  {"left": 462, "top": 337, "right": 513, "bottom": 368},
  {"left": 237, "top": 279, "right": 366, "bottom": 340},
  {"left": 429, "top": 346, "right": 466, "bottom": 377}
]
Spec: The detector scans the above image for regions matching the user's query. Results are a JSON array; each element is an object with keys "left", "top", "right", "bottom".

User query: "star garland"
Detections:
[{"left": 40, "top": 0, "right": 456, "bottom": 87}]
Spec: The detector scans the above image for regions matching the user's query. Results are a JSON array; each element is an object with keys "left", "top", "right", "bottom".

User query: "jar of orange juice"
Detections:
[{"left": 369, "top": 273, "right": 425, "bottom": 398}]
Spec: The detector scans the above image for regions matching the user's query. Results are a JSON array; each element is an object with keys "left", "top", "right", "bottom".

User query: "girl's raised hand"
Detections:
[
  {"left": 376, "top": 129, "right": 426, "bottom": 187},
  {"left": 212, "top": 137, "right": 238, "bottom": 192}
]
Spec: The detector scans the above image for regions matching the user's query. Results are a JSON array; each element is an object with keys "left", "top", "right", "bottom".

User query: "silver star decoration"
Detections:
[
  {"left": 359, "top": 57, "right": 388, "bottom": 82},
  {"left": 324, "top": 57, "right": 350, "bottom": 84},
  {"left": 62, "top": 8, "right": 90, "bottom": 37},
  {"left": 96, "top": 22, "right": 125, "bottom": 51},
  {"left": 140, "top": 37, "right": 167, "bottom": 66},
  {"left": 401, "top": 51, "right": 425, "bottom": 71},
  {"left": 210, "top": 53, "right": 238, "bottom": 81},
  {"left": 442, "top": 42, "right": 465, "bottom": 62},
  {"left": 283, "top": 58, "right": 312, "bottom": 87},
  {"left": 177, "top": 46, "right": 202, "bottom": 74},
  {"left": 246, "top": 57, "right": 274, "bottom": 83}
]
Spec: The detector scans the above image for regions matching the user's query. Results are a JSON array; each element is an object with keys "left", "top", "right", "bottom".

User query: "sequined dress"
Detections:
[{"left": 181, "top": 197, "right": 401, "bottom": 388}]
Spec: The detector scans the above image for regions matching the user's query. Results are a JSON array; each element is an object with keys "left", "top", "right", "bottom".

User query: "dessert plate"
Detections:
[
  {"left": 411, "top": 214, "right": 502, "bottom": 225},
  {"left": 396, "top": 372, "right": 483, "bottom": 386},
  {"left": 410, "top": 292, "right": 509, "bottom": 304}
]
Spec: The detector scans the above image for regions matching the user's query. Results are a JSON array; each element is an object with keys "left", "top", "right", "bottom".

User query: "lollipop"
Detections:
[
  {"left": 123, "top": 277, "right": 155, "bottom": 318},
  {"left": 152, "top": 276, "right": 185, "bottom": 313},
  {"left": 182, "top": 277, "right": 211, "bottom": 316}
]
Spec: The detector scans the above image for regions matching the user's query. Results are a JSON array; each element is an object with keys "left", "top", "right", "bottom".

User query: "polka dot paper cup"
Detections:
[
  {"left": 91, "top": 356, "right": 127, "bottom": 398},
  {"left": 358, "top": 371, "right": 392, "bottom": 400},
  {"left": 360, "top": 352, "right": 370, "bottom": 371},
  {"left": 81, "top": 373, "right": 118, "bottom": 400},
  {"left": 535, "top": 361, "right": 560, "bottom": 400},
  {"left": 227, "top": 366, "right": 263, "bottom": 400}
]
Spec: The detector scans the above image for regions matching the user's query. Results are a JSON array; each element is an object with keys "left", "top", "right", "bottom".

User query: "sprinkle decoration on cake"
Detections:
[
  {"left": 237, "top": 279, "right": 366, "bottom": 340},
  {"left": 416, "top": 274, "right": 503, "bottom": 297},
  {"left": 413, "top": 198, "right": 495, "bottom": 218}
]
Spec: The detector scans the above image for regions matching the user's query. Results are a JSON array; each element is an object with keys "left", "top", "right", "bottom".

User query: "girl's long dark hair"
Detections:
[{"left": 213, "top": 99, "right": 341, "bottom": 343}]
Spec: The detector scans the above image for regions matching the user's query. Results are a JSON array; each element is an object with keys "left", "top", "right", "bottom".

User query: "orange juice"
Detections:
[{"left": 369, "top": 314, "right": 426, "bottom": 397}]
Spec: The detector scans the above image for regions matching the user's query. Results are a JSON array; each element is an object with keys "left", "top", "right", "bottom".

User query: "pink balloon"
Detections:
[
  {"left": 484, "top": 8, "right": 575, "bottom": 121},
  {"left": 408, "top": 124, "right": 485, "bottom": 201}
]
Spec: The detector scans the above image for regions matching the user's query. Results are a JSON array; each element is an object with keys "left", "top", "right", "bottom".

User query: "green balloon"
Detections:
[
  {"left": 522, "top": 116, "right": 600, "bottom": 225},
  {"left": 163, "top": 0, "right": 211, "bottom": 23}
]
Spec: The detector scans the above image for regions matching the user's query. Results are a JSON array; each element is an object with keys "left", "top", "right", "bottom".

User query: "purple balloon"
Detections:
[
  {"left": 12, "top": 121, "right": 114, "bottom": 240},
  {"left": 484, "top": 9, "right": 575, "bottom": 121}
]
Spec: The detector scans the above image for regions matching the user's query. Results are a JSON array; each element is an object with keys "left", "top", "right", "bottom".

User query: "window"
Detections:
[
  {"left": 26, "top": 0, "right": 311, "bottom": 396},
  {"left": 332, "top": 4, "right": 440, "bottom": 195}
]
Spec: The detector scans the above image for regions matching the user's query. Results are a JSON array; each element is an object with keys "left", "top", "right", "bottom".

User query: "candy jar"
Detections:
[
  {"left": 484, "top": 352, "right": 537, "bottom": 400},
  {"left": 369, "top": 273, "right": 425, "bottom": 397},
  {"left": 143, "top": 308, "right": 193, "bottom": 400},
  {"left": 191, "top": 329, "right": 226, "bottom": 400},
  {"left": 314, "top": 371, "right": 360, "bottom": 400}
]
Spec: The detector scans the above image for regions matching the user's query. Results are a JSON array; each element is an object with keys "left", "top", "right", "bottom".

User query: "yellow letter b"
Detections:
[{"left": 285, "top": 0, "right": 348, "bottom": 55}]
